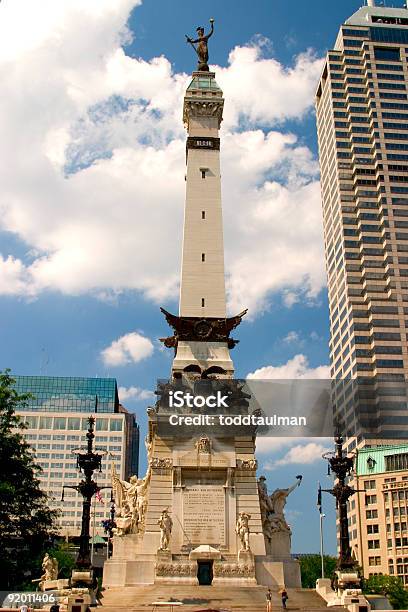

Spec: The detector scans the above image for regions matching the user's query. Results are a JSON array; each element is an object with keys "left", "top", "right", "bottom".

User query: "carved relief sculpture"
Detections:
[
  {"left": 195, "top": 435, "right": 211, "bottom": 454},
  {"left": 150, "top": 457, "right": 173, "bottom": 469},
  {"left": 237, "top": 458, "right": 257, "bottom": 470}
]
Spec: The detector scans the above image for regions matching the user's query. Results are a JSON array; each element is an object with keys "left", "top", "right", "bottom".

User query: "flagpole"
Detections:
[
  {"left": 90, "top": 493, "right": 97, "bottom": 565},
  {"left": 320, "top": 511, "right": 325, "bottom": 578},
  {"left": 317, "top": 482, "right": 325, "bottom": 578}
]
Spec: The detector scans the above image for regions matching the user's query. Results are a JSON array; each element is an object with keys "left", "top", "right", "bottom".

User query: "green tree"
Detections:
[
  {"left": 364, "top": 574, "right": 408, "bottom": 610},
  {"left": 0, "top": 370, "right": 58, "bottom": 589},
  {"left": 47, "top": 542, "right": 75, "bottom": 579},
  {"left": 300, "top": 554, "right": 337, "bottom": 588}
]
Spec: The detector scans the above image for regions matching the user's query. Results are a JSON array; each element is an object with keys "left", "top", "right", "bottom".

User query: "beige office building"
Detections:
[
  {"left": 316, "top": 2, "right": 408, "bottom": 576},
  {"left": 352, "top": 445, "right": 408, "bottom": 583},
  {"left": 15, "top": 376, "right": 139, "bottom": 537}
]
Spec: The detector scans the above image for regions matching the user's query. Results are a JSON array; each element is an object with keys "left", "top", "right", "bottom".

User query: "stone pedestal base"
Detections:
[
  {"left": 66, "top": 591, "right": 92, "bottom": 612},
  {"left": 156, "top": 549, "right": 172, "bottom": 562},
  {"left": 40, "top": 579, "right": 70, "bottom": 591},
  {"left": 316, "top": 578, "right": 372, "bottom": 611},
  {"left": 255, "top": 556, "right": 301, "bottom": 588},
  {"left": 238, "top": 549, "right": 253, "bottom": 564},
  {"left": 212, "top": 550, "right": 256, "bottom": 586},
  {"left": 154, "top": 550, "right": 197, "bottom": 585},
  {"left": 103, "top": 555, "right": 157, "bottom": 587},
  {"left": 155, "top": 559, "right": 197, "bottom": 585},
  {"left": 267, "top": 531, "right": 292, "bottom": 560},
  {"left": 71, "top": 570, "right": 93, "bottom": 587}
]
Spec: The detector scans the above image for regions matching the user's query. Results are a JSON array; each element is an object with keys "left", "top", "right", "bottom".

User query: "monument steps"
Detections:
[{"left": 99, "top": 586, "right": 345, "bottom": 611}]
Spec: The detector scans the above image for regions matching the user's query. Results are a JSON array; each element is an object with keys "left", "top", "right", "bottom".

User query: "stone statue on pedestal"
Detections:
[
  {"left": 36, "top": 553, "right": 58, "bottom": 589},
  {"left": 185, "top": 19, "right": 214, "bottom": 72},
  {"left": 158, "top": 509, "right": 173, "bottom": 551},
  {"left": 236, "top": 512, "right": 251, "bottom": 552}
]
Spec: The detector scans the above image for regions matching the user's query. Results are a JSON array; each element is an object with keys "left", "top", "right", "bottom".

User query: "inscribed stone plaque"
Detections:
[{"left": 183, "top": 485, "right": 225, "bottom": 545}]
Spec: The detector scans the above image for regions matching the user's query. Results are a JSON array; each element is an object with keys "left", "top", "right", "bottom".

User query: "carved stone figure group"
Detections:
[
  {"left": 111, "top": 464, "right": 151, "bottom": 536},
  {"left": 258, "top": 475, "right": 302, "bottom": 548},
  {"left": 35, "top": 553, "right": 58, "bottom": 590}
]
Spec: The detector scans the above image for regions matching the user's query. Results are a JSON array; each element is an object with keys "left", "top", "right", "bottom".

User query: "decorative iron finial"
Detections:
[{"left": 185, "top": 18, "right": 215, "bottom": 72}]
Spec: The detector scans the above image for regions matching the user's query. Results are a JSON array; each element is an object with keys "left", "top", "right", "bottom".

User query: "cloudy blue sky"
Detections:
[{"left": 0, "top": 0, "right": 394, "bottom": 554}]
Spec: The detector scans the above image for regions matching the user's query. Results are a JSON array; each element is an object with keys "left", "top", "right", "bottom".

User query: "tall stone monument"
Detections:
[{"left": 103, "top": 21, "right": 301, "bottom": 590}]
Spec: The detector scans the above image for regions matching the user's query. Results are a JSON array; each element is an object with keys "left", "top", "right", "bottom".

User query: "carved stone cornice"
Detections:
[
  {"left": 159, "top": 308, "right": 248, "bottom": 350},
  {"left": 183, "top": 99, "right": 224, "bottom": 128}
]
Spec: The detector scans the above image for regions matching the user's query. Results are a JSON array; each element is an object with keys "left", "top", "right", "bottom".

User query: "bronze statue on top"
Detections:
[{"left": 186, "top": 18, "right": 214, "bottom": 71}]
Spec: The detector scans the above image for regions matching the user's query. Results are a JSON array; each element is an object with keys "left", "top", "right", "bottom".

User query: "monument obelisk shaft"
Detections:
[{"left": 180, "top": 75, "right": 226, "bottom": 318}]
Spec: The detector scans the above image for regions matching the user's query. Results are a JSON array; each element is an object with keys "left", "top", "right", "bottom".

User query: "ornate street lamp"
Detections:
[
  {"left": 62, "top": 413, "right": 110, "bottom": 569},
  {"left": 322, "top": 435, "right": 363, "bottom": 571}
]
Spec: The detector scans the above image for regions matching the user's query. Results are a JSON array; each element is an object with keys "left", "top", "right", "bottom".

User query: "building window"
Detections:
[
  {"left": 110, "top": 419, "right": 123, "bottom": 432},
  {"left": 23, "top": 415, "right": 38, "bottom": 429},
  {"left": 369, "top": 556, "right": 382, "bottom": 566},
  {"left": 366, "top": 494, "right": 377, "bottom": 505},
  {"left": 202, "top": 211, "right": 206, "bottom": 219},
  {"left": 39, "top": 416, "right": 53, "bottom": 430},
  {"left": 201, "top": 298, "right": 205, "bottom": 307},
  {"left": 385, "top": 453, "right": 408, "bottom": 472},
  {"left": 367, "top": 509, "right": 379, "bottom": 519},
  {"left": 54, "top": 417, "right": 66, "bottom": 430},
  {"left": 96, "top": 419, "right": 108, "bottom": 431},
  {"left": 67, "top": 417, "right": 80, "bottom": 430},
  {"left": 368, "top": 539, "right": 380, "bottom": 549},
  {"left": 201, "top": 253, "right": 205, "bottom": 262}
]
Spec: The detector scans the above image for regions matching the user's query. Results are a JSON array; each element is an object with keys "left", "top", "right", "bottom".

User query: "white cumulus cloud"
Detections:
[
  {"left": 0, "top": 0, "right": 326, "bottom": 317},
  {"left": 263, "top": 441, "right": 331, "bottom": 471},
  {"left": 283, "top": 331, "right": 300, "bottom": 344},
  {"left": 217, "top": 46, "right": 324, "bottom": 128},
  {"left": 101, "top": 332, "right": 154, "bottom": 367},
  {"left": 118, "top": 385, "right": 154, "bottom": 402},
  {"left": 247, "top": 354, "right": 330, "bottom": 380}
]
